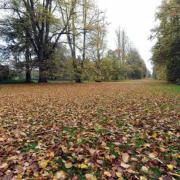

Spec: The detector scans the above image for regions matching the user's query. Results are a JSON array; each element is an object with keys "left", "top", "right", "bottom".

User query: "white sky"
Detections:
[{"left": 97, "top": 0, "right": 162, "bottom": 72}]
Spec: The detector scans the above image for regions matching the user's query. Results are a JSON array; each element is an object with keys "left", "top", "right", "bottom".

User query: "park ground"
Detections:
[{"left": 0, "top": 80, "right": 179, "bottom": 179}]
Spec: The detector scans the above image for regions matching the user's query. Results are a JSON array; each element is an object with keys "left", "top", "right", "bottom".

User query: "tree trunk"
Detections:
[
  {"left": 25, "top": 69, "right": 32, "bottom": 83},
  {"left": 74, "top": 67, "right": 82, "bottom": 83},
  {"left": 39, "top": 61, "right": 48, "bottom": 83},
  {"left": 75, "top": 75, "right": 82, "bottom": 83},
  {"left": 25, "top": 42, "right": 32, "bottom": 83}
]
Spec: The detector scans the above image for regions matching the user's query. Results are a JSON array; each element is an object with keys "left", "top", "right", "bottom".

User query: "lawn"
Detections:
[{"left": 0, "top": 80, "right": 179, "bottom": 179}]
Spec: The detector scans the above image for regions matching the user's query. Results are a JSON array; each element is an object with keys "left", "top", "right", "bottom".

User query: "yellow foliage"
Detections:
[{"left": 38, "top": 160, "right": 49, "bottom": 169}]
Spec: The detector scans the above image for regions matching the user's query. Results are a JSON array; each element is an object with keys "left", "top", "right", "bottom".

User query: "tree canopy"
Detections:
[
  {"left": 152, "top": 0, "right": 180, "bottom": 83},
  {"left": 0, "top": 0, "right": 147, "bottom": 83}
]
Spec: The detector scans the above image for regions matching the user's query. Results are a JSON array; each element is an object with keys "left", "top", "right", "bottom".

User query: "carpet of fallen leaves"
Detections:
[{"left": 0, "top": 80, "right": 179, "bottom": 180}]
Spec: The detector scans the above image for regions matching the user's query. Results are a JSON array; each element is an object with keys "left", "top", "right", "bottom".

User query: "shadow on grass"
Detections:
[{"left": 0, "top": 79, "right": 38, "bottom": 84}]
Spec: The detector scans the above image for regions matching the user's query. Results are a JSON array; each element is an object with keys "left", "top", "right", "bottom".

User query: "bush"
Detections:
[
  {"left": 0, "top": 65, "right": 9, "bottom": 81},
  {"left": 167, "top": 57, "right": 180, "bottom": 83}
]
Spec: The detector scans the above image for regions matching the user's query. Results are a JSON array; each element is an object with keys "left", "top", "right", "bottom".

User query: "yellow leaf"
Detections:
[
  {"left": 152, "top": 132, "right": 157, "bottom": 138},
  {"left": 169, "top": 172, "right": 180, "bottom": 177},
  {"left": 85, "top": 174, "right": 97, "bottom": 180},
  {"left": 122, "top": 153, "right": 130, "bottom": 163},
  {"left": 38, "top": 160, "right": 49, "bottom": 169},
  {"left": 13, "top": 175, "right": 22, "bottom": 180},
  {"left": 167, "top": 164, "right": 174, "bottom": 171},
  {"left": 116, "top": 172, "right": 123, "bottom": 179},
  {"left": 34, "top": 172, "right": 39, "bottom": 177},
  {"left": 140, "top": 176, "right": 147, "bottom": 180},
  {"left": 78, "top": 163, "right": 88, "bottom": 169}
]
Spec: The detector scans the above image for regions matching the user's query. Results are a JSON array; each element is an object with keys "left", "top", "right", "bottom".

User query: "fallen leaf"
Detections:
[
  {"left": 120, "top": 162, "right": 130, "bottom": 169},
  {"left": 85, "top": 174, "right": 97, "bottom": 180},
  {"left": 65, "top": 161, "right": 73, "bottom": 169},
  {"left": 160, "top": 147, "right": 167, "bottom": 152},
  {"left": 0, "top": 137, "right": 5, "bottom": 142},
  {"left": 104, "top": 171, "right": 111, "bottom": 177},
  {"left": 97, "top": 160, "right": 103, "bottom": 164},
  {"left": 89, "top": 148, "right": 96, "bottom": 155},
  {"left": 141, "top": 166, "right": 149, "bottom": 173},
  {"left": 54, "top": 171, "right": 66, "bottom": 179},
  {"left": 169, "top": 172, "right": 180, "bottom": 177},
  {"left": 116, "top": 172, "right": 123, "bottom": 179},
  {"left": 13, "top": 175, "right": 23, "bottom": 180},
  {"left": 149, "top": 153, "right": 157, "bottom": 159},
  {"left": 140, "top": 176, "right": 147, "bottom": 180},
  {"left": 38, "top": 160, "right": 49, "bottom": 169},
  {"left": 61, "top": 145, "right": 68, "bottom": 153},
  {"left": 48, "top": 151, "right": 55, "bottom": 158},
  {"left": 167, "top": 164, "right": 174, "bottom": 171},
  {"left": 122, "top": 153, "right": 130, "bottom": 163},
  {"left": 0, "top": 163, "right": 8, "bottom": 169},
  {"left": 152, "top": 132, "right": 157, "bottom": 138},
  {"left": 78, "top": 163, "right": 88, "bottom": 169}
]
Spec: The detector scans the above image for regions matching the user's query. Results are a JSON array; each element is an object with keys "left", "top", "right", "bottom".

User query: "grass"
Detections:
[
  {"left": 0, "top": 79, "right": 38, "bottom": 84},
  {"left": 158, "top": 83, "right": 180, "bottom": 93}
]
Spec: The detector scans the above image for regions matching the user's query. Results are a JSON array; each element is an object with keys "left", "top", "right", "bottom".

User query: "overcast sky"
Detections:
[{"left": 97, "top": 0, "right": 162, "bottom": 72}]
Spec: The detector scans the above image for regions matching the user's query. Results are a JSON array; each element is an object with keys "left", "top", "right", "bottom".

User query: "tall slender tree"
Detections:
[
  {"left": 89, "top": 9, "right": 107, "bottom": 80},
  {"left": 115, "top": 27, "right": 129, "bottom": 63}
]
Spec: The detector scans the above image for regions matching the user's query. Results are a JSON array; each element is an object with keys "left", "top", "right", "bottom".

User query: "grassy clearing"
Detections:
[
  {"left": 156, "top": 83, "right": 180, "bottom": 93},
  {"left": 0, "top": 80, "right": 179, "bottom": 179}
]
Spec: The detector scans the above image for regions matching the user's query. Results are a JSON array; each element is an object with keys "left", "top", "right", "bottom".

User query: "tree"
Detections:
[
  {"left": 63, "top": 0, "right": 105, "bottom": 82},
  {"left": 126, "top": 48, "right": 147, "bottom": 79},
  {"left": 0, "top": 16, "right": 34, "bottom": 83},
  {"left": 1, "top": 0, "right": 75, "bottom": 82},
  {"left": 61, "top": 0, "right": 79, "bottom": 82},
  {"left": 89, "top": 9, "right": 107, "bottom": 81},
  {"left": 115, "top": 27, "right": 129, "bottom": 63},
  {"left": 0, "top": 65, "right": 9, "bottom": 81},
  {"left": 0, "top": 0, "right": 148, "bottom": 83},
  {"left": 152, "top": 0, "right": 180, "bottom": 83}
]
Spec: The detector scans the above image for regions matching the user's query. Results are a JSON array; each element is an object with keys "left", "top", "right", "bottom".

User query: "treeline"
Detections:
[
  {"left": 152, "top": 0, "right": 180, "bottom": 83},
  {"left": 46, "top": 44, "right": 147, "bottom": 82},
  {"left": 0, "top": 0, "right": 147, "bottom": 83}
]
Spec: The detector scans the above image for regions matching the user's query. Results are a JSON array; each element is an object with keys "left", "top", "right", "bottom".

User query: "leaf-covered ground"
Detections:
[{"left": 0, "top": 80, "right": 179, "bottom": 180}]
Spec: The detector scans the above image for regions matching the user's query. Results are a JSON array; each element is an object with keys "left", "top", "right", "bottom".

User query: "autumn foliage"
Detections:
[{"left": 0, "top": 80, "right": 179, "bottom": 179}]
